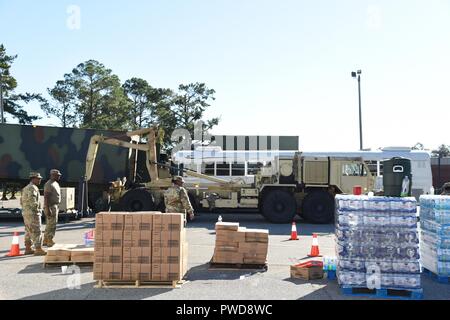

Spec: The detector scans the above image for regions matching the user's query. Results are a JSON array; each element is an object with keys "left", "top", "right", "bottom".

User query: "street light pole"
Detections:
[
  {"left": 357, "top": 73, "right": 363, "bottom": 151},
  {"left": 352, "top": 70, "right": 363, "bottom": 150},
  {"left": 0, "top": 71, "right": 4, "bottom": 124}
]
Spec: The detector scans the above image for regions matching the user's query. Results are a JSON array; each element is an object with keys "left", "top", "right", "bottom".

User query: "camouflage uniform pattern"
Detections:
[
  {"left": 164, "top": 185, "right": 194, "bottom": 216},
  {"left": 20, "top": 182, "right": 42, "bottom": 248},
  {"left": 0, "top": 123, "right": 130, "bottom": 184},
  {"left": 44, "top": 179, "right": 61, "bottom": 240}
]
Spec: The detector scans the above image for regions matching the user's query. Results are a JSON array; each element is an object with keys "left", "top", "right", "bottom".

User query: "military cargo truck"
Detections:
[
  {"left": 0, "top": 123, "right": 133, "bottom": 210},
  {"left": 86, "top": 128, "right": 375, "bottom": 224}
]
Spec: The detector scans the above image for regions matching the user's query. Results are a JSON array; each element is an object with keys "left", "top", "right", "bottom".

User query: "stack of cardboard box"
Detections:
[
  {"left": 123, "top": 212, "right": 153, "bottom": 281},
  {"left": 45, "top": 244, "right": 94, "bottom": 263},
  {"left": 94, "top": 213, "right": 125, "bottom": 280},
  {"left": 152, "top": 213, "right": 188, "bottom": 281},
  {"left": 94, "top": 212, "right": 188, "bottom": 282},
  {"left": 213, "top": 222, "right": 269, "bottom": 265}
]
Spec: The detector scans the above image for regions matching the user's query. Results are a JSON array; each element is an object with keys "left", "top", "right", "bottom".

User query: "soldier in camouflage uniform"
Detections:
[
  {"left": 43, "top": 169, "right": 62, "bottom": 247},
  {"left": 20, "top": 172, "right": 46, "bottom": 256},
  {"left": 164, "top": 176, "right": 195, "bottom": 221}
]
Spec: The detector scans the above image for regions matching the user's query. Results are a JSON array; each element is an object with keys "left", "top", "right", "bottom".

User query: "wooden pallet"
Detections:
[
  {"left": 209, "top": 261, "right": 268, "bottom": 271},
  {"left": 95, "top": 279, "right": 186, "bottom": 289},
  {"left": 43, "top": 261, "right": 93, "bottom": 268},
  {"left": 341, "top": 286, "right": 423, "bottom": 300},
  {"left": 423, "top": 268, "right": 450, "bottom": 284}
]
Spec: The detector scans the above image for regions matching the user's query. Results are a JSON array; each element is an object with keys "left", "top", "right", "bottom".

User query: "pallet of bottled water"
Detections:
[
  {"left": 335, "top": 195, "right": 422, "bottom": 293},
  {"left": 419, "top": 195, "right": 450, "bottom": 281}
]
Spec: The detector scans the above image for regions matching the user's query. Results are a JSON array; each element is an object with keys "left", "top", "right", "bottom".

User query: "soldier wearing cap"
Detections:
[
  {"left": 20, "top": 172, "right": 46, "bottom": 256},
  {"left": 43, "top": 169, "right": 62, "bottom": 247},
  {"left": 164, "top": 176, "right": 195, "bottom": 221}
]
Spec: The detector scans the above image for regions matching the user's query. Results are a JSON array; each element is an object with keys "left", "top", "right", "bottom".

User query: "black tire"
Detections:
[
  {"left": 301, "top": 190, "right": 335, "bottom": 224},
  {"left": 119, "top": 188, "right": 155, "bottom": 212},
  {"left": 261, "top": 189, "right": 297, "bottom": 224}
]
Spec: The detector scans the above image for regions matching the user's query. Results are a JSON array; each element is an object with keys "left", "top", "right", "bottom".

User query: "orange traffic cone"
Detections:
[
  {"left": 308, "top": 233, "right": 321, "bottom": 257},
  {"left": 289, "top": 222, "right": 299, "bottom": 240},
  {"left": 6, "top": 232, "right": 23, "bottom": 257}
]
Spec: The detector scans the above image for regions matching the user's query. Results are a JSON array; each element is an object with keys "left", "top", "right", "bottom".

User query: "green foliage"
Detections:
[
  {"left": 67, "top": 60, "right": 130, "bottom": 130},
  {"left": 170, "top": 82, "right": 219, "bottom": 133},
  {"left": 432, "top": 144, "right": 450, "bottom": 158},
  {"left": 43, "top": 78, "right": 77, "bottom": 127},
  {"left": 0, "top": 44, "right": 45, "bottom": 124},
  {"left": 123, "top": 77, "right": 173, "bottom": 130}
]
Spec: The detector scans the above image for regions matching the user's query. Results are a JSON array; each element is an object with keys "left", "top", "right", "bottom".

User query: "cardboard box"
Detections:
[
  {"left": 139, "top": 214, "right": 153, "bottom": 231},
  {"left": 245, "top": 229, "right": 269, "bottom": 243},
  {"left": 131, "top": 247, "right": 151, "bottom": 264},
  {"left": 103, "top": 247, "right": 123, "bottom": 263},
  {"left": 71, "top": 248, "right": 94, "bottom": 262},
  {"left": 93, "top": 262, "right": 103, "bottom": 280},
  {"left": 124, "top": 213, "right": 141, "bottom": 231},
  {"left": 122, "top": 263, "right": 132, "bottom": 280},
  {"left": 153, "top": 213, "right": 184, "bottom": 231},
  {"left": 290, "top": 265, "right": 323, "bottom": 280},
  {"left": 215, "top": 222, "right": 240, "bottom": 231},
  {"left": 45, "top": 255, "right": 71, "bottom": 262},
  {"left": 170, "top": 214, "right": 184, "bottom": 231},
  {"left": 243, "top": 258, "right": 266, "bottom": 264},
  {"left": 131, "top": 263, "right": 141, "bottom": 280},
  {"left": 238, "top": 242, "right": 268, "bottom": 254},
  {"left": 216, "top": 229, "right": 246, "bottom": 243},
  {"left": 215, "top": 240, "right": 239, "bottom": 248},
  {"left": 46, "top": 244, "right": 77, "bottom": 256},
  {"left": 97, "top": 230, "right": 123, "bottom": 247},
  {"left": 153, "top": 229, "right": 185, "bottom": 245},
  {"left": 124, "top": 230, "right": 151, "bottom": 247},
  {"left": 102, "top": 263, "right": 122, "bottom": 280},
  {"left": 216, "top": 245, "right": 239, "bottom": 253},
  {"left": 152, "top": 246, "right": 171, "bottom": 257},
  {"left": 213, "top": 252, "right": 244, "bottom": 264},
  {"left": 135, "top": 264, "right": 151, "bottom": 281},
  {"left": 96, "top": 212, "right": 125, "bottom": 230}
]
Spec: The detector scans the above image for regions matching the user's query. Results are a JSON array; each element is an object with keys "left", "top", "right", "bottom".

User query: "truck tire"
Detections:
[
  {"left": 262, "top": 189, "right": 297, "bottom": 223},
  {"left": 302, "top": 190, "right": 334, "bottom": 224},
  {"left": 119, "top": 188, "right": 155, "bottom": 212}
]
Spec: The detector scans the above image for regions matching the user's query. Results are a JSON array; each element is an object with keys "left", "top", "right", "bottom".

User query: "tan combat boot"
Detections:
[
  {"left": 24, "top": 242, "right": 34, "bottom": 255},
  {"left": 46, "top": 239, "right": 55, "bottom": 247},
  {"left": 34, "top": 247, "right": 47, "bottom": 256},
  {"left": 42, "top": 236, "right": 48, "bottom": 247}
]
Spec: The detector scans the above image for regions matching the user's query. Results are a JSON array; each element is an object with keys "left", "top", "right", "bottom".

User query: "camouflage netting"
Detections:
[{"left": 0, "top": 123, "right": 131, "bottom": 185}]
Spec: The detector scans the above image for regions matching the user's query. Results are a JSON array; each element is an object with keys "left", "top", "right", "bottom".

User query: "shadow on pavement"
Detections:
[
  {"left": 189, "top": 213, "right": 335, "bottom": 236},
  {"left": 185, "top": 263, "right": 268, "bottom": 281},
  {"left": 17, "top": 262, "right": 93, "bottom": 275},
  {"left": 19, "top": 282, "right": 174, "bottom": 300}
]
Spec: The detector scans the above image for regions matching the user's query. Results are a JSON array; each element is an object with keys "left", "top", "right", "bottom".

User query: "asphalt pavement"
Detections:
[{"left": 0, "top": 212, "right": 449, "bottom": 300}]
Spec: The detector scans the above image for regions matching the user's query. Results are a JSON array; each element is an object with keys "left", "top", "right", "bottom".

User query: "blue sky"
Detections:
[{"left": 1, "top": 0, "right": 449, "bottom": 151}]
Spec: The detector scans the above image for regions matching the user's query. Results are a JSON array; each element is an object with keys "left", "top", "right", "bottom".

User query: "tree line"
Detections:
[{"left": 0, "top": 44, "right": 219, "bottom": 148}]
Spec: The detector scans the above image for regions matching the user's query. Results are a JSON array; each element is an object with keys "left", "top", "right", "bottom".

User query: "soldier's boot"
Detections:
[
  {"left": 34, "top": 247, "right": 47, "bottom": 256},
  {"left": 46, "top": 239, "right": 55, "bottom": 247},
  {"left": 42, "top": 236, "right": 49, "bottom": 247},
  {"left": 24, "top": 242, "right": 34, "bottom": 255}
]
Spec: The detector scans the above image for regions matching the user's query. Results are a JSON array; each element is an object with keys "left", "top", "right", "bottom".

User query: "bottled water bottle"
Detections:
[
  {"left": 218, "top": 215, "right": 222, "bottom": 222},
  {"left": 400, "top": 176, "right": 410, "bottom": 197}
]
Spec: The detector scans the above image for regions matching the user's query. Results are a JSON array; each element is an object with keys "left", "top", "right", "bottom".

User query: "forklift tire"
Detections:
[
  {"left": 261, "top": 189, "right": 297, "bottom": 224},
  {"left": 119, "top": 188, "right": 155, "bottom": 212},
  {"left": 301, "top": 190, "right": 335, "bottom": 224}
]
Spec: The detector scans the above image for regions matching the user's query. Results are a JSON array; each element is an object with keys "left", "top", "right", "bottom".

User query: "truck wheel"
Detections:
[
  {"left": 302, "top": 190, "right": 334, "bottom": 224},
  {"left": 262, "top": 190, "right": 297, "bottom": 223},
  {"left": 119, "top": 188, "right": 155, "bottom": 212}
]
